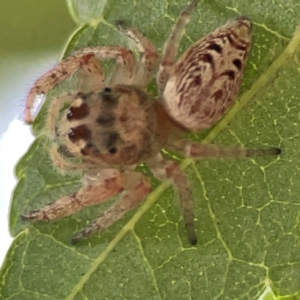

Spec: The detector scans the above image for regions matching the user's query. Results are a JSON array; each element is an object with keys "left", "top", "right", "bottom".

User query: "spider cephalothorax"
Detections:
[
  {"left": 52, "top": 85, "right": 168, "bottom": 167},
  {"left": 22, "top": 0, "right": 280, "bottom": 245}
]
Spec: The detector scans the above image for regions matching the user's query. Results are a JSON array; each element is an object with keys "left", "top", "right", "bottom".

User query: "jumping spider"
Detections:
[{"left": 23, "top": 0, "right": 280, "bottom": 244}]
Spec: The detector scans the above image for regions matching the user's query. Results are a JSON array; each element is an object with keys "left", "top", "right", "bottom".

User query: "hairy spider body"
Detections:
[
  {"left": 53, "top": 86, "right": 168, "bottom": 166},
  {"left": 23, "top": 0, "right": 280, "bottom": 245}
]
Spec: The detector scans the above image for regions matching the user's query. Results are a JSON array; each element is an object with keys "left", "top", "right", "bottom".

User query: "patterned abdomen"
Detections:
[{"left": 162, "top": 16, "right": 252, "bottom": 132}]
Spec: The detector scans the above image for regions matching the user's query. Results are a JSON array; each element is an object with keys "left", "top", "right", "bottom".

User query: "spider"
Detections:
[{"left": 22, "top": 0, "right": 280, "bottom": 245}]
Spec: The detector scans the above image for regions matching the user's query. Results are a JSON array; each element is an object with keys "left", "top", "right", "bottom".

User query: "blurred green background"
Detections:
[
  {"left": 0, "top": 0, "right": 75, "bottom": 55},
  {"left": 0, "top": 0, "right": 76, "bottom": 130},
  {"left": 0, "top": 0, "right": 76, "bottom": 264}
]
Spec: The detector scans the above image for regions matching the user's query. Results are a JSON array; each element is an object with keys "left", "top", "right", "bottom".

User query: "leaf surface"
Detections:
[{"left": 1, "top": 0, "right": 300, "bottom": 299}]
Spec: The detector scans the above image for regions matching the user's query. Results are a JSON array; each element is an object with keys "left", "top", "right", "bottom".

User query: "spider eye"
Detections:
[
  {"left": 67, "top": 125, "right": 91, "bottom": 143},
  {"left": 67, "top": 110, "right": 73, "bottom": 120},
  {"left": 80, "top": 148, "right": 87, "bottom": 155},
  {"left": 68, "top": 128, "right": 75, "bottom": 139},
  {"left": 108, "top": 147, "right": 118, "bottom": 154},
  {"left": 103, "top": 87, "right": 112, "bottom": 93},
  {"left": 67, "top": 103, "right": 89, "bottom": 121}
]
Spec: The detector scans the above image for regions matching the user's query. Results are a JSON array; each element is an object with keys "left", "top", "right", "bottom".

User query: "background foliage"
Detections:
[{"left": 1, "top": 0, "right": 300, "bottom": 299}]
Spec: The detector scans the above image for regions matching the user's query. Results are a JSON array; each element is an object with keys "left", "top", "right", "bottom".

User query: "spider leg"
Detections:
[
  {"left": 71, "top": 171, "right": 151, "bottom": 244},
  {"left": 166, "top": 161, "right": 197, "bottom": 245},
  {"left": 168, "top": 139, "right": 281, "bottom": 158},
  {"left": 77, "top": 55, "right": 105, "bottom": 92},
  {"left": 118, "top": 21, "right": 159, "bottom": 87},
  {"left": 156, "top": 0, "right": 199, "bottom": 95},
  {"left": 103, "top": 46, "right": 135, "bottom": 86},
  {"left": 21, "top": 169, "right": 124, "bottom": 222},
  {"left": 146, "top": 154, "right": 197, "bottom": 244},
  {"left": 25, "top": 46, "right": 133, "bottom": 123}
]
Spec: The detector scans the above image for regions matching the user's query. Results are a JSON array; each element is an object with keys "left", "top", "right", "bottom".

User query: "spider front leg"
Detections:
[
  {"left": 25, "top": 46, "right": 135, "bottom": 123},
  {"left": 25, "top": 53, "right": 106, "bottom": 123},
  {"left": 77, "top": 54, "right": 105, "bottom": 92},
  {"left": 118, "top": 21, "right": 159, "bottom": 87},
  {"left": 71, "top": 171, "right": 151, "bottom": 244},
  {"left": 156, "top": 0, "right": 199, "bottom": 95}
]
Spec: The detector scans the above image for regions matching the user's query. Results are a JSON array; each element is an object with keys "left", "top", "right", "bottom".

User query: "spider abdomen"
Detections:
[{"left": 162, "top": 16, "right": 252, "bottom": 132}]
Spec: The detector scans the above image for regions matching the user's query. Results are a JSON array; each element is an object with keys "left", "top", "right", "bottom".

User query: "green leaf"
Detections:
[
  {"left": 66, "top": 0, "right": 107, "bottom": 25},
  {"left": 2, "top": 0, "right": 300, "bottom": 299}
]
